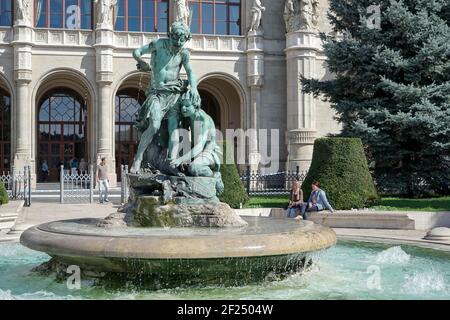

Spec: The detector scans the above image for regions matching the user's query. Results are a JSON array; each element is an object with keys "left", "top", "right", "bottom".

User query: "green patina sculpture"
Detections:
[
  {"left": 130, "top": 21, "right": 201, "bottom": 174},
  {"left": 129, "top": 22, "right": 224, "bottom": 201},
  {"left": 172, "top": 93, "right": 224, "bottom": 194}
]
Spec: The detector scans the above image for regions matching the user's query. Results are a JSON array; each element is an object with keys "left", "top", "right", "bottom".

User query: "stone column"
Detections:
[
  {"left": 246, "top": 31, "right": 264, "bottom": 171},
  {"left": 94, "top": 5, "right": 117, "bottom": 186},
  {"left": 12, "top": 1, "right": 35, "bottom": 185},
  {"left": 285, "top": 30, "right": 321, "bottom": 171}
]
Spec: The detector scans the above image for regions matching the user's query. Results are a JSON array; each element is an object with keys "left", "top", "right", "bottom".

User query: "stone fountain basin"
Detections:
[{"left": 20, "top": 216, "right": 336, "bottom": 285}]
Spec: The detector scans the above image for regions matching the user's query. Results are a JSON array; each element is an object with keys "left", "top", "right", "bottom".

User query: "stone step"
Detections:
[
  {"left": 236, "top": 208, "right": 417, "bottom": 230},
  {"left": 308, "top": 211, "right": 415, "bottom": 230},
  {"left": 0, "top": 201, "right": 23, "bottom": 233},
  {"left": 0, "top": 213, "right": 19, "bottom": 230}
]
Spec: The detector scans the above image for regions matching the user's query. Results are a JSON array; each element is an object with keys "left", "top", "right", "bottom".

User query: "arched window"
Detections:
[
  {"left": 0, "top": 0, "right": 13, "bottom": 27},
  {"left": 38, "top": 88, "right": 88, "bottom": 181},
  {"left": 0, "top": 88, "right": 11, "bottom": 173},
  {"left": 115, "top": 88, "right": 143, "bottom": 179},
  {"left": 35, "top": 0, "right": 93, "bottom": 29},
  {"left": 189, "top": 0, "right": 241, "bottom": 35},
  {"left": 114, "top": 0, "right": 169, "bottom": 32},
  {"left": 199, "top": 89, "right": 220, "bottom": 128}
]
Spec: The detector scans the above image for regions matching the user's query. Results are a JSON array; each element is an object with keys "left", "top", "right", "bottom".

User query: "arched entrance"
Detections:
[
  {"left": 198, "top": 75, "right": 244, "bottom": 133},
  {"left": 114, "top": 73, "right": 149, "bottom": 180},
  {"left": 37, "top": 88, "right": 88, "bottom": 181},
  {"left": 198, "top": 74, "right": 246, "bottom": 168},
  {"left": 115, "top": 88, "right": 143, "bottom": 179},
  {"left": 0, "top": 87, "right": 11, "bottom": 173},
  {"left": 198, "top": 89, "right": 221, "bottom": 129}
]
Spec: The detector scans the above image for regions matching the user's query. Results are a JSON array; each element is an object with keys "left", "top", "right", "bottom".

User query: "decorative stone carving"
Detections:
[
  {"left": 249, "top": 0, "right": 266, "bottom": 33},
  {"left": 174, "top": 0, "right": 191, "bottom": 26},
  {"left": 15, "top": 0, "right": 31, "bottom": 25},
  {"left": 94, "top": 0, "right": 117, "bottom": 29},
  {"left": 284, "top": 0, "right": 320, "bottom": 33},
  {"left": 288, "top": 129, "right": 317, "bottom": 145}
]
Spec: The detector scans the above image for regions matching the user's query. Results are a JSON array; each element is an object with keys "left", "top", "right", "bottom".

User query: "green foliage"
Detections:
[
  {"left": 0, "top": 183, "right": 8, "bottom": 205},
  {"left": 301, "top": 138, "right": 379, "bottom": 210},
  {"left": 218, "top": 141, "right": 249, "bottom": 209},
  {"left": 302, "top": 0, "right": 450, "bottom": 197},
  {"left": 373, "top": 196, "right": 450, "bottom": 212},
  {"left": 244, "top": 196, "right": 287, "bottom": 208}
]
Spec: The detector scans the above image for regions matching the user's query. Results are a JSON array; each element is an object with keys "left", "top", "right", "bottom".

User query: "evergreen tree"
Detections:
[{"left": 302, "top": 0, "right": 450, "bottom": 197}]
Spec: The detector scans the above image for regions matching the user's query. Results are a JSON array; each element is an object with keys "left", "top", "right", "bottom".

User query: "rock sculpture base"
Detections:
[
  {"left": 100, "top": 171, "right": 248, "bottom": 228},
  {"left": 101, "top": 197, "right": 247, "bottom": 228}
]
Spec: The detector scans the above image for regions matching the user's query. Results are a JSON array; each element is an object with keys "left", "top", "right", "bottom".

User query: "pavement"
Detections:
[
  {"left": 0, "top": 202, "right": 449, "bottom": 251},
  {"left": 0, "top": 201, "right": 119, "bottom": 242}
]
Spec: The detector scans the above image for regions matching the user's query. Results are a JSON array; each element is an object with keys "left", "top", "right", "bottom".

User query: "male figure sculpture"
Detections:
[
  {"left": 94, "top": 0, "right": 118, "bottom": 27},
  {"left": 174, "top": 0, "right": 191, "bottom": 26},
  {"left": 300, "top": 0, "right": 319, "bottom": 30},
  {"left": 130, "top": 22, "right": 200, "bottom": 174},
  {"left": 15, "top": 0, "right": 31, "bottom": 25},
  {"left": 284, "top": 0, "right": 295, "bottom": 31},
  {"left": 249, "top": 0, "right": 266, "bottom": 32}
]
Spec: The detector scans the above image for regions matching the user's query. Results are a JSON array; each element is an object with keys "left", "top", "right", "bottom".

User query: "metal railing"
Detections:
[
  {"left": 0, "top": 166, "right": 32, "bottom": 206},
  {"left": 60, "top": 165, "right": 94, "bottom": 204},
  {"left": 240, "top": 166, "right": 308, "bottom": 196},
  {"left": 118, "top": 164, "right": 308, "bottom": 199},
  {"left": 120, "top": 165, "right": 129, "bottom": 204}
]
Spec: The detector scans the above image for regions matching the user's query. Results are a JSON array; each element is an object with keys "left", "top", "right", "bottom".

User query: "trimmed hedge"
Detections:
[
  {"left": 301, "top": 137, "right": 379, "bottom": 210},
  {"left": 0, "top": 183, "right": 9, "bottom": 205},
  {"left": 218, "top": 141, "right": 249, "bottom": 209}
]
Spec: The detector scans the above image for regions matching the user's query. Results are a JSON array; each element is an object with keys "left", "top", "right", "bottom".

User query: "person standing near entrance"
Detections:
[
  {"left": 79, "top": 158, "right": 88, "bottom": 174},
  {"left": 41, "top": 160, "right": 49, "bottom": 182},
  {"left": 70, "top": 157, "right": 79, "bottom": 175},
  {"left": 97, "top": 157, "right": 109, "bottom": 203}
]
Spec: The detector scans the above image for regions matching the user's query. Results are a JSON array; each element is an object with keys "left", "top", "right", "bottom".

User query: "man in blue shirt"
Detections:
[{"left": 300, "top": 181, "right": 334, "bottom": 219}]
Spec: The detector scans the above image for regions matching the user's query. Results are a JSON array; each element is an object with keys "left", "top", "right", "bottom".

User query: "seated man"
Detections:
[
  {"left": 169, "top": 94, "right": 224, "bottom": 194},
  {"left": 300, "top": 181, "right": 334, "bottom": 219}
]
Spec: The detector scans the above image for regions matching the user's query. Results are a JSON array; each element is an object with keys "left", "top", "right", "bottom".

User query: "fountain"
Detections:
[{"left": 20, "top": 22, "right": 336, "bottom": 287}]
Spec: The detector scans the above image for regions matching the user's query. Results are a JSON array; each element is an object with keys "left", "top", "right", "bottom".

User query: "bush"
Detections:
[
  {"left": 218, "top": 141, "right": 249, "bottom": 209},
  {"left": 301, "top": 137, "right": 379, "bottom": 210},
  {"left": 0, "top": 183, "right": 9, "bottom": 205}
]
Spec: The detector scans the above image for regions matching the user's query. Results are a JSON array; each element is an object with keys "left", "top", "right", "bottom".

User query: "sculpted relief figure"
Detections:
[
  {"left": 15, "top": 0, "right": 31, "bottom": 25},
  {"left": 249, "top": 0, "right": 266, "bottom": 33},
  {"left": 130, "top": 22, "right": 200, "bottom": 174},
  {"left": 94, "top": 0, "right": 117, "bottom": 27},
  {"left": 300, "top": 0, "right": 320, "bottom": 30},
  {"left": 283, "top": 0, "right": 295, "bottom": 32},
  {"left": 174, "top": 0, "right": 191, "bottom": 27},
  {"left": 284, "top": 0, "right": 320, "bottom": 33}
]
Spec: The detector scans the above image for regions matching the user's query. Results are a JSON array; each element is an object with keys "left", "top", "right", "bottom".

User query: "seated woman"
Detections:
[
  {"left": 300, "top": 181, "right": 334, "bottom": 219},
  {"left": 286, "top": 181, "right": 303, "bottom": 218}
]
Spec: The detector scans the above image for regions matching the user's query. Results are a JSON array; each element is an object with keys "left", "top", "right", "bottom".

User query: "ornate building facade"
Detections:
[{"left": 0, "top": 0, "right": 341, "bottom": 185}]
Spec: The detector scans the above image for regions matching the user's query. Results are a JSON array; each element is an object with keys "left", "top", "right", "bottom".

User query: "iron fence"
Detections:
[
  {"left": 240, "top": 166, "right": 308, "bottom": 196},
  {"left": 60, "top": 165, "right": 94, "bottom": 204},
  {"left": 0, "top": 166, "right": 32, "bottom": 206},
  {"left": 118, "top": 165, "right": 306, "bottom": 200},
  {"left": 120, "top": 165, "right": 129, "bottom": 204}
]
